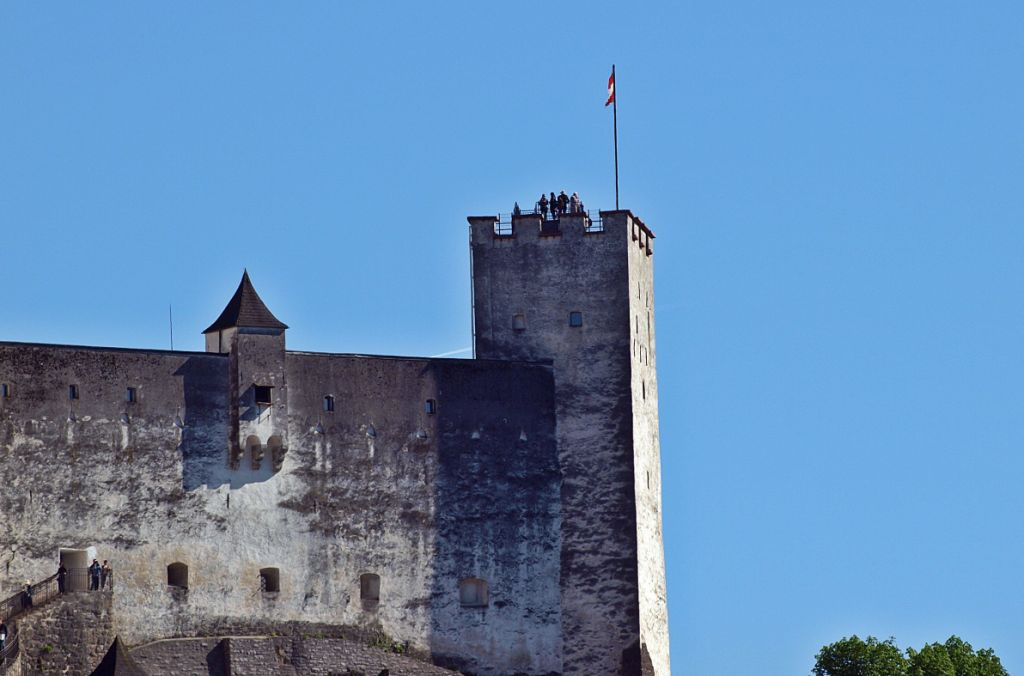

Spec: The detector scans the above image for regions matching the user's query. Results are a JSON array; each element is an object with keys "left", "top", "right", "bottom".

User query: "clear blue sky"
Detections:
[{"left": 2, "top": 2, "right": 1022, "bottom": 673}]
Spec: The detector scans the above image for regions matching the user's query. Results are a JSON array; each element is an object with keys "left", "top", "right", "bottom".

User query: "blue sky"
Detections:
[{"left": 2, "top": 2, "right": 1022, "bottom": 673}]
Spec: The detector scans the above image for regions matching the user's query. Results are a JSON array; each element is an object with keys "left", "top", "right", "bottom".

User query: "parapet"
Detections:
[{"left": 468, "top": 209, "right": 654, "bottom": 256}]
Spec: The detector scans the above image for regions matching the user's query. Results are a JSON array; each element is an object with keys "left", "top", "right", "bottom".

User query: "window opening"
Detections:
[
  {"left": 125, "top": 387, "right": 137, "bottom": 403},
  {"left": 254, "top": 385, "right": 273, "bottom": 406},
  {"left": 1, "top": 383, "right": 9, "bottom": 398},
  {"left": 360, "top": 573, "right": 381, "bottom": 602},
  {"left": 259, "top": 567, "right": 280, "bottom": 593},
  {"left": 323, "top": 395, "right": 335, "bottom": 412},
  {"left": 167, "top": 562, "right": 188, "bottom": 589},
  {"left": 424, "top": 399, "right": 437, "bottom": 414},
  {"left": 642, "top": 381, "right": 646, "bottom": 400},
  {"left": 569, "top": 311, "right": 583, "bottom": 327},
  {"left": 513, "top": 313, "right": 526, "bottom": 331},
  {"left": 459, "top": 577, "right": 489, "bottom": 607},
  {"left": 69, "top": 384, "right": 79, "bottom": 400}
]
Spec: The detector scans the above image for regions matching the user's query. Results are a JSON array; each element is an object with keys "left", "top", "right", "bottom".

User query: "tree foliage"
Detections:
[{"left": 813, "top": 635, "right": 1007, "bottom": 676}]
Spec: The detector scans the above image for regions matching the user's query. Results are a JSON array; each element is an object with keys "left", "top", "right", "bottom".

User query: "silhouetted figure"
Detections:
[
  {"left": 22, "top": 582, "right": 32, "bottom": 609},
  {"left": 89, "top": 559, "right": 101, "bottom": 591},
  {"left": 538, "top": 194, "right": 548, "bottom": 219},
  {"left": 513, "top": 201, "right": 521, "bottom": 216},
  {"left": 549, "top": 192, "right": 558, "bottom": 219},
  {"left": 558, "top": 191, "right": 569, "bottom": 216},
  {"left": 0, "top": 621, "right": 8, "bottom": 653},
  {"left": 57, "top": 564, "right": 67, "bottom": 593}
]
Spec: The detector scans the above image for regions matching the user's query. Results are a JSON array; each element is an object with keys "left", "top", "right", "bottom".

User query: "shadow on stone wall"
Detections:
[{"left": 427, "top": 361, "right": 562, "bottom": 675}]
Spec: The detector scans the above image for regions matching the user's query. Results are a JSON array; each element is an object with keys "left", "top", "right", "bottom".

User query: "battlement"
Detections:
[{"left": 468, "top": 209, "right": 655, "bottom": 256}]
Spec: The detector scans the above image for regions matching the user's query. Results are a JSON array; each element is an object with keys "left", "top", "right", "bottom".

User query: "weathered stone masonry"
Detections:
[{"left": 0, "top": 207, "right": 667, "bottom": 675}]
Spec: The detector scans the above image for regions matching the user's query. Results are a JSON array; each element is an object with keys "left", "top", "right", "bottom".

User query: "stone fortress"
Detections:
[{"left": 0, "top": 208, "right": 667, "bottom": 675}]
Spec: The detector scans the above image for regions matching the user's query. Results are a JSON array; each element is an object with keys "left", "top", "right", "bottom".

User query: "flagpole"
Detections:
[{"left": 612, "top": 64, "right": 619, "bottom": 210}]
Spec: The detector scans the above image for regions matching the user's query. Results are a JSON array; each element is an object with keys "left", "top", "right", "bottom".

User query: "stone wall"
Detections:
[
  {"left": 0, "top": 343, "right": 562, "bottom": 675},
  {"left": 130, "top": 636, "right": 226, "bottom": 676},
  {"left": 626, "top": 216, "right": 670, "bottom": 675},
  {"left": 15, "top": 592, "right": 114, "bottom": 675},
  {"left": 130, "top": 634, "right": 459, "bottom": 676}
]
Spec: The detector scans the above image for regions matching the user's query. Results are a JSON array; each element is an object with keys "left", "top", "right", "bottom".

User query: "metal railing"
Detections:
[
  {"left": 494, "top": 209, "right": 603, "bottom": 236},
  {"left": 0, "top": 629, "right": 18, "bottom": 673}
]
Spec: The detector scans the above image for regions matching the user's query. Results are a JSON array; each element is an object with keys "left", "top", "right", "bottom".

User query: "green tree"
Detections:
[
  {"left": 907, "top": 643, "right": 955, "bottom": 676},
  {"left": 813, "top": 635, "right": 1008, "bottom": 676},
  {"left": 813, "top": 635, "right": 909, "bottom": 676},
  {"left": 941, "top": 636, "right": 1008, "bottom": 676}
]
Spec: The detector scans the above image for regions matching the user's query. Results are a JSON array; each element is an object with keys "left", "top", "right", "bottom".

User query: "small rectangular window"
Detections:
[
  {"left": 1, "top": 383, "right": 9, "bottom": 398},
  {"left": 125, "top": 387, "right": 137, "bottom": 403},
  {"left": 323, "top": 395, "right": 335, "bottom": 412},
  {"left": 254, "top": 385, "right": 273, "bottom": 406},
  {"left": 569, "top": 311, "right": 583, "bottom": 327},
  {"left": 68, "top": 384, "right": 79, "bottom": 400},
  {"left": 425, "top": 399, "right": 436, "bottom": 415},
  {"left": 513, "top": 313, "right": 526, "bottom": 331}
]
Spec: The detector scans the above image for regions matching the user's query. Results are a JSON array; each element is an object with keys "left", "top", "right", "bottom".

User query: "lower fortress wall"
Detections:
[{"left": 0, "top": 345, "right": 562, "bottom": 675}]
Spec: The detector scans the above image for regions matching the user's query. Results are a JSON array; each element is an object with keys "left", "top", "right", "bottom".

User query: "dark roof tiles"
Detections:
[{"left": 203, "top": 270, "right": 288, "bottom": 333}]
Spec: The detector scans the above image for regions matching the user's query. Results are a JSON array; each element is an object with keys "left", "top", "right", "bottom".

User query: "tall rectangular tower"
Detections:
[{"left": 469, "top": 210, "right": 669, "bottom": 675}]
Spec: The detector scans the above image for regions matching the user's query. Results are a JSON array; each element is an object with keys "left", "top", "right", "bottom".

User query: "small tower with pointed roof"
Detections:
[{"left": 204, "top": 271, "right": 289, "bottom": 472}]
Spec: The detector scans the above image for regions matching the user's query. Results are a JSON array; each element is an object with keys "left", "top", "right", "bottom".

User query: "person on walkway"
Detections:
[
  {"left": 22, "top": 582, "right": 33, "bottom": 609},
  {"left": 0, "top": 620, "right": 8, "bottom": 653},
  {"left": 538, "top": 194, "right": 548, "bottom": 219},
  {"left": 570, "top": 192, "right": 581, "bottom": 214},
  {"left": 57, "top": 563, "right": 68, "bottom": 593},
  {"left": 558, "top": 191, "right": 569, "bottom": 216},
  {"left": 513, "top": 201, "right": 521, "bottom": 216},
  {"left": 549, "top": 192, "right": 558, "bottom": 219},
  {"left": 89, "top": 559, "right": 101, "bottom": 591},
  {"left": 101, "top": 561, "right": 112, "bottom": 590}
]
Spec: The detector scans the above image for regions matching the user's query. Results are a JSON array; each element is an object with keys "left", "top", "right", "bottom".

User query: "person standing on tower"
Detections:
[
  {"left": 538, "top": 194, "right": 548, "bottom": 219},
  {"left": 557, "top": 191, "right": 569, "bottom": 216},
  {"left": 89, "top": 559, "right": 101, "bottom": 591},
  {"left": 549, "top": 192, "right": 557, "bottom": 219}
]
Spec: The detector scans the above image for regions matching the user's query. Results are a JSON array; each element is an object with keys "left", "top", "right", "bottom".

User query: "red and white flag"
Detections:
[{"left": 605, "top": 69, "right": 615, "bottom": 107}]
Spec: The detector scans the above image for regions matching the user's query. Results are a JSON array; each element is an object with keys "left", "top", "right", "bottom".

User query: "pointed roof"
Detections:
[
  {"left": 89, "top": 636, "right": 148, "bottom": 676},
  {"left": 203, "top": 270, "right": 288, "bottom": 334}
]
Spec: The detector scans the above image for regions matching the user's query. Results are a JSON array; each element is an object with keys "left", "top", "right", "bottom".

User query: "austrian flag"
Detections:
[{"left": 605, "top": 69, "right": 616, "bottom": 106}]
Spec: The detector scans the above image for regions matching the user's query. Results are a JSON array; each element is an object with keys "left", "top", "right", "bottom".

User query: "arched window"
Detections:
[
  {"left": 259, "top": 567, "right": 280, "bottom": 593},
  {"left": 167, "top": 562, "right": 188, "bottom": 589},
  {"left": 360, "top": 573, "right": 380, "bottom": 603},
  {"left": 267, "top": 435, "right": 285, "bottom": 473},
  {"left": 323, "top": 395, "right": 335, "bottom": 412},
  {"left": 459, "top": 577, "right": 489, "bottom": 608},
  {"left": 245, "top": 435, "right": 263, "bottom": 470}
]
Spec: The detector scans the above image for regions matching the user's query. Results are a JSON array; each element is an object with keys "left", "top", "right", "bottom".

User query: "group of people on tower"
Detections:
[{"left": 512, "top": 190, "right": 586, "bottom": 220}]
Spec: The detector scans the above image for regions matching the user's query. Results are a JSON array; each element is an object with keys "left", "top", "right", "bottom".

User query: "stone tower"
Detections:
[
  {"left": 469, "top": 209, "right": 669, "bottom": 675},
  {"left": 203, "top": 270, "right": 290, "bottom": 473}
]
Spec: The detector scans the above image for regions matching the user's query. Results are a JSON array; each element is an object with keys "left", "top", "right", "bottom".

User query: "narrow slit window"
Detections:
[
  {"left": 569, "top": 311, "right": 583, "bottom": 327},
  {"left": 1, "top": 383, "right": 9, "bottom": 398},
  {"left": 459, "top": 577, "right": 489, "bottom": 608},
  {"left": 323, "top": 395, "right": 335, "bottom": 412},
  {"left": 425, "top": 399, "right": 437, "bottom": 415},
  {"left": 259, "top": 567, "right": 280, "bottom": 593},
  {"left": 254, "top": 385, "right": 273, "bottom": 406},
  {"left": 125, "top": 387, "right": 137, "bottom": 403},
  {"left": 360, "top": 573, "right": 381, "bottom": 602},
  {"left": 513, "top": 313, "right": 526, "bottom": 331},
  {"left": 167, "top": 562, "right": 188, "bottom": 589},
  {"left": 68, "top": 384, "right": 79, "bottom": 400}
]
